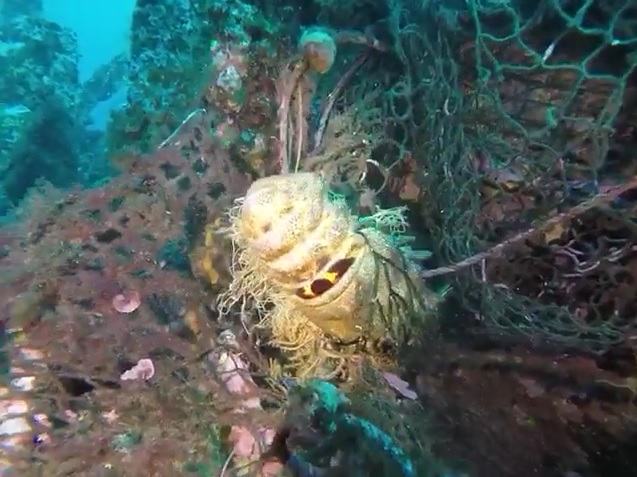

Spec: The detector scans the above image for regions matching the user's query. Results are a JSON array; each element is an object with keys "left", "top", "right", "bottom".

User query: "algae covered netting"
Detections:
[{"left": 348, "top": 0, "right": 637, "bottom": 349}]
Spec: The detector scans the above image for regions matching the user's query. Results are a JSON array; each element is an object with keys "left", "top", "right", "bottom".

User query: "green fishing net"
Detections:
[{"left": 342, "top": 0, "right": 637, "bottom": 350}]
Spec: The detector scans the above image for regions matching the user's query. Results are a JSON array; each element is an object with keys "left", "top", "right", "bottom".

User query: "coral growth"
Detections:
[
  {"left": 0, "top": 9, "right": 132, "bottom": 208},
  {"left": 1, "top": 98, "right": 80, "bottom": 205},
  {"left": 0, "top": 90, "right": 260, "bottom": 473},
  {"left": 0, "top": 16, "right": 79, "bottom": 112},
  {"left": 106, "top": 0, "right": 283, "bottom": 157}
]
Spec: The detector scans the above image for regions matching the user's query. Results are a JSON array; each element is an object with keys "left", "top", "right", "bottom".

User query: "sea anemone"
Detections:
[
  {"left": 112, "top": 290, "right": 141, "bottom": 314},
  {"left": 120, "top": 358, "right": 155, "bottom": 381}
]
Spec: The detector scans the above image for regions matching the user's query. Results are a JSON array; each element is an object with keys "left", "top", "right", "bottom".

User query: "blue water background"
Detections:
[{"left": 43, "top": 0, "right": 136, "bottom": 129}]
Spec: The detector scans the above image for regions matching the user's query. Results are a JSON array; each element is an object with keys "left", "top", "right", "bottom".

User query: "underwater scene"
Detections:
[{"left": 1, "top": 0, "right": 637, "bottom": 475}]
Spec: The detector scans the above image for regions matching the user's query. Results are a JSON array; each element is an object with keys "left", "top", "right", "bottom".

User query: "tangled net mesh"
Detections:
[{"left": 344, "top": 0, "right": 637, "bottom": 351}]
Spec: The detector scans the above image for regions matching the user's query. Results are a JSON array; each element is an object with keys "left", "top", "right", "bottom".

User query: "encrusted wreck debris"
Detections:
[{"left": 1, "top": 0, "right": 637, "bottom": 476}]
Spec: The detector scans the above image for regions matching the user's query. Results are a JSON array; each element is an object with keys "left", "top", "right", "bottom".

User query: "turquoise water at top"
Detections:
[
  {"left": 43, "top": 0, "right": 134, "bottom": 81},
  {"left": 42, "top": 0, "right": 135, "bottom": 128}
]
